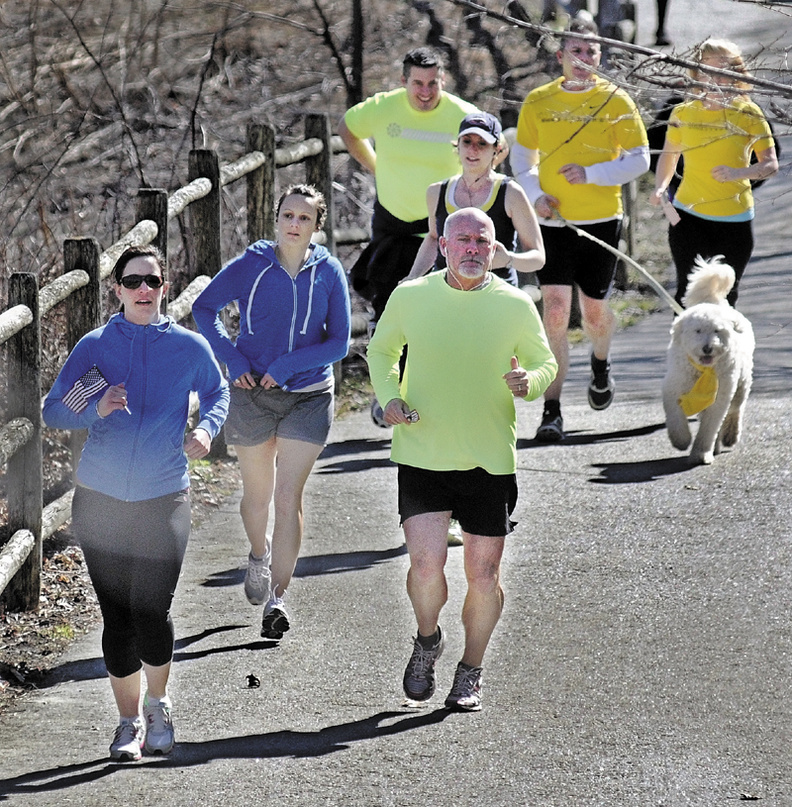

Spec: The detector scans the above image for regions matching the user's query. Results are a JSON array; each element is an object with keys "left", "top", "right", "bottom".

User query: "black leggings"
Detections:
[
  {"left": 668, "top": 208, "right": 754, "bottom": 307},
  {"left": 73, "top": 486, "right": 191, "bottom": 678}
]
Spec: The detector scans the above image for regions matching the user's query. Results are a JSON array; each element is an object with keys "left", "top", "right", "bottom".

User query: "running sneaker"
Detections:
[
  {"left": 588, "top": 361, "right": 615, "bottom": 410},
  {"left": 444, "top": 662, "right": 483, "bottom": 712},
  {"left": 447, "top": 519, "right": 464, "bottom": 547},
  {"left": 402, "top": 627, "right": 444, "bottom": 701},
  {"left": 261, "top": 594, "right": 290, "bottom": 639},
  {"left": 109, "top": 716, "right": 145, "bottom": 761},
  {"left": 535, "top": 410, "right": 564, "bottom": 442},
  {"left": 244, "top": 550, "right": 271, "bottom": 606},
  {"left": 143, "top": 694, "right": 175, "bottom": 755}
]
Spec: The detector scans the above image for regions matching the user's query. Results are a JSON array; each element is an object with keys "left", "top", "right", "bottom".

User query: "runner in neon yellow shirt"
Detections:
[
  {"left": 340, "top": 47, "right": 479, "bottom": 323},
  {"left": 367, "top": 208, "right": 556, "bottom": 712}
]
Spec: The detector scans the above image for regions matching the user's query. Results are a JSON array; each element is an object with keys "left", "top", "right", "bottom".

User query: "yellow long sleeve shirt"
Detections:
[{"left": 367, "top": 273, "right": 557, "bottom": 475}]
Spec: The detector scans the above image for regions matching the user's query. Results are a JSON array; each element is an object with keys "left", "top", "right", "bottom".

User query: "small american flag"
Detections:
[{"left": 62, "top": 365, "right": 109, "bottom": 414}]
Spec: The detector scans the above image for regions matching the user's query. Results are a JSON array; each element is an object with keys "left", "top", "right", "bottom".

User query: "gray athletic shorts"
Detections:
[{"left": 225, "top": 385, "right": 333, "bottom": 447}]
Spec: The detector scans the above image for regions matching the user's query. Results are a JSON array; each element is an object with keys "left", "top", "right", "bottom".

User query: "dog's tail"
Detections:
[{"left": 682, "top": 255, "right": 736, "bottom": 307}]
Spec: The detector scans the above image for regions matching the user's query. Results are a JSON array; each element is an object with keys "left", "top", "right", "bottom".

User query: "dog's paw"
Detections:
[
  {"left": 688, "top": 450, "right": 714, "bottom": 465},
  {"left": 667, "top": 429, "right": 691, "bottom": 451},
  {"left": 720, "top": 413, "right": 741, "bottom": 447}
]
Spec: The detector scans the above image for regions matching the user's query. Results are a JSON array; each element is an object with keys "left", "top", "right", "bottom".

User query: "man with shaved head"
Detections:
[{"left": 367, "top": 207, "right": 557, "bottom": 711}]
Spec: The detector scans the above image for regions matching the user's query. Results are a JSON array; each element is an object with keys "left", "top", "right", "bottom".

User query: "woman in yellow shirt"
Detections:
[{"left": 651, "top": 39, "right": 778, "bottom": 307}]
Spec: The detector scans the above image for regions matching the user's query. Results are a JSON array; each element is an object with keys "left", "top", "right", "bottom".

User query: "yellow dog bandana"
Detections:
[{"left": 678, "top": 358, "right": 719, "bottom": 416}]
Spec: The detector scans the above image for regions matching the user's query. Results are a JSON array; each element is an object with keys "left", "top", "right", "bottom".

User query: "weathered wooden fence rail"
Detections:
[{"left": 0, "top": 113, "right": 367, "bottom": 613}]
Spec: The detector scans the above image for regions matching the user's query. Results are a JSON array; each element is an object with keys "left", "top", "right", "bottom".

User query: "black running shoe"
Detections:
[
  {"left": 261, "top": 595, "right": 290, "bottom": 639},
  {"left": 588, "top": 366, "right": 615, "bottom": 410},
  {"left": 535, "top": 410, "right": 564, "bottom": 442}
]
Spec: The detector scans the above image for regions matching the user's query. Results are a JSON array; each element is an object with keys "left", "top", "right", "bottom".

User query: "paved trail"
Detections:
[{"left": 0, "top": 3, "right": 790, "bottom": 805}]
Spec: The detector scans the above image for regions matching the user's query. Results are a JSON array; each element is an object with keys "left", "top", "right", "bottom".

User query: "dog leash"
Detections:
[{"left": 552, "top": 212, "right": 685, "bottom": 316}]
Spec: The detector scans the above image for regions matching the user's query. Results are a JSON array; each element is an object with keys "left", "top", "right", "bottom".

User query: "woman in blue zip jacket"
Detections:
[
  {"left": 193, "top": 184, "right": 351, "bottom": 643},
  {"left": 43, "top": 245, "right": 229, "bottom": 761}
]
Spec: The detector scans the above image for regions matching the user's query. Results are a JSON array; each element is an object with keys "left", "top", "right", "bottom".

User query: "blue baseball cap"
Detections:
[{"left": 457, "top": 112, "right": 502, "bottom": 144}]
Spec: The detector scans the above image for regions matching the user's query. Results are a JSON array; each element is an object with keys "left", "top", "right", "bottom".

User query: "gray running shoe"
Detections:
[
  {"left": 261, "top": 594, "right": 290, "bottom": 639},
  {"left": 110, "top": 717, "right": 145, "bottom": 761},
  {"left": 402, "top": 627, "right": 444, "bottom": 701},
  {"left": 244, "top": 550, "right": 271, "bottom": 606},
  {"left": 535, "top": 411, "right": 564, "bottom": 442},
  {"left": 444, "top": 662, "right": 483, "bottom": 712},
  {"left": 143, "top": 694, "right": 175, "bottom": 755}
]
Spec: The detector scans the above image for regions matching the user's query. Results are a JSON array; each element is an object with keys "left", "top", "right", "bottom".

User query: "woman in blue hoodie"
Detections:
[
  {"left": 193, "top": 184, "right": 351, "bottom": 642},
  {"left": 43, "top": 245, "right": 229, "bottom": 761}
]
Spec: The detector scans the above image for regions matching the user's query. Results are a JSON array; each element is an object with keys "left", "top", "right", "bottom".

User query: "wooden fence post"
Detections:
[
  {"left": 64, "top": 238, "right": 102, "bottom": 479},
  {"left": 304, "top": 113, "right": 336, "bottom": 254},
  {"left": 65, "top": 238, "right": 102, "bottom": 351},
  {"left": 137, "top": 189, "right": 169, "bottom": 308},
  {"left": 188, "top": 148, "right": 226, "bottom": 457},
  {"left": 189, "top": 149, "right": 222, "bottom": 280},
  {"left": 5, "top": 273, "right": 42, "bottom": 611},
  {"left": 247, "top": 124, "right": 276, "bottom": 243},
  {"left": 137, "top": 189, "right": 169, "bottom": 260}
]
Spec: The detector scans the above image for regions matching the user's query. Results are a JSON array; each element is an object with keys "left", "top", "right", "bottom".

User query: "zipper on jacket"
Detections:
[{"left": 124, "top": 326, "right": 147, "bottom": 500}]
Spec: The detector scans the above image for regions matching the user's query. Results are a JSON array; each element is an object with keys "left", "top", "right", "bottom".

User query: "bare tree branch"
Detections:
[
  {"left": 310, "top": 0, "right": 358, "bottom": 107},
  {"left": 47, "top": 0, "right": 149, "bottom": 185},
  {"left": 443, "top": 0, "right": 792, "bottom": 100}
]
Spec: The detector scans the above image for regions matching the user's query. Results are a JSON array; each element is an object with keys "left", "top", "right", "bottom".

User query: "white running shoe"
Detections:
[
  {"left": 447, "top": 520, "right": 464, "bottom": 547},
  {"left": 244, "top": 549, "right": 271, "bottom": 606},
  {"left": 110, "top": 716, "right": 145, "bottom": 761},
  {"left": 143, "top": 694, "right": 175, "bottom": 755}
]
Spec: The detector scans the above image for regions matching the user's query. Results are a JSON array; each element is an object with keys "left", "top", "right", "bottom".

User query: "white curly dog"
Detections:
[{"left": 662, "top": 257, "right": 755, "bottom": 465}]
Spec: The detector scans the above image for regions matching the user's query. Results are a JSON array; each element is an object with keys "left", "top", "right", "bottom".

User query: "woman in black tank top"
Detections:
[{"left": 406, "top": 112, "right": 545, "bottom": 286}]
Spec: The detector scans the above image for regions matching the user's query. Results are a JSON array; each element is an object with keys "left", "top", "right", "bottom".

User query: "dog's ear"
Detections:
[
  {"left": 670, "top": 316, "right": 683, "bottom": 339},
  {"left": 731, "top": 315, "right": 747, "bottom": 333}
]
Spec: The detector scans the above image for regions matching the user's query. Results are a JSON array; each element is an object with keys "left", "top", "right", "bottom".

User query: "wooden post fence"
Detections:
[
  {"left": 5, "top": 273, "right": 43, "bottom": 612},
  {"left": 247, "top": 123, "right": 276, "bottom": 243},
  {"left": 305, "top": 113, "right": 336, "bottom": 254},
  {"left": 64, "top": 238, "right": 102, "bottom": 479},
  {"left": 189, "top": 149, "right": 222, "bottom": 282},
  {"left": 0, "top": 112, "right": 382, "bottom": 611}
]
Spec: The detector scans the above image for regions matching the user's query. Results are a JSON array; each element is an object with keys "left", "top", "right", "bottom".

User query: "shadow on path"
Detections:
[
  {"left": 37, "top": 625, "right": 265, "bottom": 689},
  {"left": 315, "top": 438, "right": 394, "bottom": 475},
  {"left": 203, "top": 545, "right": 407, "bottom": 590},
  {"left": 517, "top": 421, "right": 666, "bottom": 451},
  {"left": 589, "top": 455, "right": 694, "bottom": 484},
  {"left": 0, "top": 708, "right": 450, "bottom": 798}
]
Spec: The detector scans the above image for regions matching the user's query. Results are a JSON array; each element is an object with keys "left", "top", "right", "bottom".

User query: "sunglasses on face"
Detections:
[{"left": 119, "top": 274, "right": 164, "bottom": 290}]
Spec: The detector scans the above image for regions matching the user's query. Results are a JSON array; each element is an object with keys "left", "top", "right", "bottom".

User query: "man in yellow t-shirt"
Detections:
[
  {"left": 339, "top": 47, "right": 478, "bottom": 323},
  {"left": 511, "top": 18, "right": 649, "bottom": 443},
  {"left": 367, "top": 208, "right": 557, "bottom": 712}
]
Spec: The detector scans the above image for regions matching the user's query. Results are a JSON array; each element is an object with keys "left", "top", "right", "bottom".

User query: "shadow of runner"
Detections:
[
  {"left": 589, "top": 455, "right": 694, "bottom": 484},
  {"left": 203, "top": 545, "right": 408, "bottom": 589},
  {"left": 315, "top": 438, "right": 394, "bottom": 475},
  {"left": 517, "top": 421, "right": 667, "bottom": 450},
  {"left": 0, "top": 708, "right": 451, "bottom": 796},
  {"left": 38, "top": 625, "right": 264, "bottom": 688}
]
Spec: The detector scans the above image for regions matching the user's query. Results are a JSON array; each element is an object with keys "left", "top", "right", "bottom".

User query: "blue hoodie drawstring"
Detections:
[
  {"left": 300, "top": 263, "right": 317, "bottom": 335},
  {"left": 246, "top": 261, "right": 274, "bottom": 335}
]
